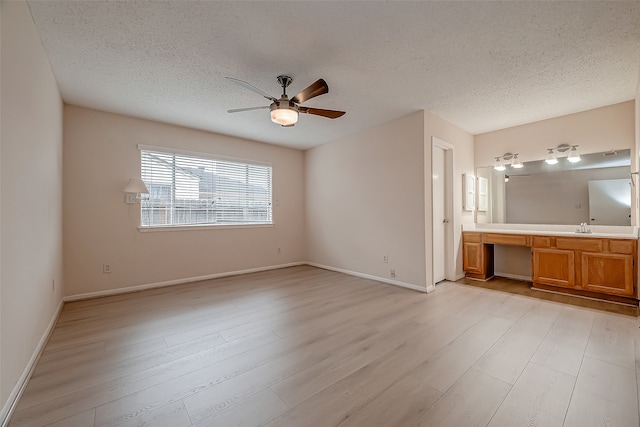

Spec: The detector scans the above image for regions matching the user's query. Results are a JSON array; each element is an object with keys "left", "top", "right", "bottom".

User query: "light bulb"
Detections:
[
  {"left": 567, "top": 146, "right": 581, "bottom": 163},
  {"left": 511, "top": 154, "right": 523, "bottom": 169},
  {"left": 545, "top": 149, "right": 558, "bottom": 165}
]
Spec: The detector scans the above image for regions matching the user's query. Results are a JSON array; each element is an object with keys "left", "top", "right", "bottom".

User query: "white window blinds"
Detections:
[{"left": 140, "top": 147, "right": 272, "bottom": 227}]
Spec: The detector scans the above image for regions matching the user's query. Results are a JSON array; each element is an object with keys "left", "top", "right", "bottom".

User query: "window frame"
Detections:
[{"left": 137, "top": 144, "right": 273, "bottom": 231}]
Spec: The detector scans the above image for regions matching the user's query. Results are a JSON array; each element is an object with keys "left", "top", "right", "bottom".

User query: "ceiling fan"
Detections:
[{"left": 226, "top": 75, "right": 345, "bottom": 127}]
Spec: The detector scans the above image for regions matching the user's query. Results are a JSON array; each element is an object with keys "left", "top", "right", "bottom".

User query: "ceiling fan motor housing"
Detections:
[{"left": 270, "top": 99, "right": 298, "bottom": 112}]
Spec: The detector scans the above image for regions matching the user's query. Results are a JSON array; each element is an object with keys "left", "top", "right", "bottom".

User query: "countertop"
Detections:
[{"left": 462, "top": 223, "right": 639, "bottom": 239}]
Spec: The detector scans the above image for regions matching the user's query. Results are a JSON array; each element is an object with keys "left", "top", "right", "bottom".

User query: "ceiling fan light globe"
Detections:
[{"left": 270, "top": 107, "right": 298, "bottom": 126}]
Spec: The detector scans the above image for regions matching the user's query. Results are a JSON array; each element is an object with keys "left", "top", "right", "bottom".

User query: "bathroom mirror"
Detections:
[{"left": 476, "top": 149, "right": 631, "bottom": 226}]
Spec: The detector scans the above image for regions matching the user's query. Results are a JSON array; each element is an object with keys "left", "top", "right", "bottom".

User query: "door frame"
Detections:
[{"left": 428, "top": 137, "right": 455, "bottom": 292}]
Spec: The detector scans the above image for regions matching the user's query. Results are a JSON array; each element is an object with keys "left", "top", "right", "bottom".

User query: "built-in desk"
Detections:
[{"left": 462, "top": 230, "right": 638, "bottom": 305}]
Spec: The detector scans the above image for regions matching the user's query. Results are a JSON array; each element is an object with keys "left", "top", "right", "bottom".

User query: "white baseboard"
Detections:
[
  {"left": 306, "top": 262, "right": 427, "bottom": 293},
  {"left": 64, "top": 262, "right": 306, "bottom": 302},
  {"left": 1, "top": 299, "right": 64, "bottom": 427},
  {"left": 65, "top": 261, "right": 434, "bottom": 302},
  {"left": 494, "top": 272, "right": 531, "bottom": 282}
]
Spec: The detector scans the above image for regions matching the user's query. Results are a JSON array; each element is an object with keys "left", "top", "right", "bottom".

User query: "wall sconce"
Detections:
[
  {"left": 493, "top": 152, "right": 522, "bottom": 171},
  {"left": 546, "top": 144, "right": 580, "bottom": 165},
  {"left": 123, "top": 178, "right": 149, "bottom": 204}
]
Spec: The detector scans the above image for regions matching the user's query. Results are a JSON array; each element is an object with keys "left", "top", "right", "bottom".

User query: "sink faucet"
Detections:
[{"left": 576, "top": 222, "right": 592, "bottom": 233}]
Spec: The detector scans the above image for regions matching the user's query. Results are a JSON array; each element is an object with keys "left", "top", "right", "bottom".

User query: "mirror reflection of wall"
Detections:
[
  {"left": 476, "top": 149, "right": 631, "bottom": 226},
  {"left": 476, "top": 167, "right": 506, "bottom": 224}
]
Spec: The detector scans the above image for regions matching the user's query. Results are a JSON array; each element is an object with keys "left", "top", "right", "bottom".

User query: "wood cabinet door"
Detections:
[
  {"left": 532, "top": 248, "right": 575, "bottom": 289},
  {"left": 463, "top": 242, "right": 484, "bottom": 274},
  {"left": 581, "top": 252, "right": 634, "bottom": 297}
]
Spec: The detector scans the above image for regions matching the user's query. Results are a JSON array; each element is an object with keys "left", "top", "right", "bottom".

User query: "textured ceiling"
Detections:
[{"left": 26, "top": 1, "right": 640, "bottom": 150}]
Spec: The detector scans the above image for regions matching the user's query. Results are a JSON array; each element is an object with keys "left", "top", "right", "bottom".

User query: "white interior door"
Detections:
[
  {"left": 588, "top": 179, "right": 631, "bottom": 225},
  {"left": 432, "top": 145, "right": 446, "bottom": 283}
]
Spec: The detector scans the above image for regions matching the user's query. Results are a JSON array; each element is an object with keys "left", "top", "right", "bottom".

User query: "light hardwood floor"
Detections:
[{"left": 9, "top": 265, "right": 640, "bottom": 427}]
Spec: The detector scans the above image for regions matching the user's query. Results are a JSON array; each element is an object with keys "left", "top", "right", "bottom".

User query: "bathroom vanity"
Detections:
[{"left": 462, "top": 224, "right": 639, "bottom": 305}]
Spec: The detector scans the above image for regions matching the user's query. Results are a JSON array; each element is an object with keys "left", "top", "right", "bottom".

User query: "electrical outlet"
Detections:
[
  {"left": 103, "top": 264, "right": 112, "bottom": 274},
  {"left": 390, "top": 269, "right": 396, "bottom": 278},
  {"left": 383, "top": 255, "right": 388, "bottom": 263}
]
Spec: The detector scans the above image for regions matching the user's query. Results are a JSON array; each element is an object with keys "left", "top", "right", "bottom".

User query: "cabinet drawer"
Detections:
[
  {"left": 609, "top": 239, "right": 635, "bottom": 255},
  {"left": 485, "top": 233, "right": 529, "bottom": 246},
  {"left": 532, "top": 236, "right": 551, "bottom": 248},
  {"left": 555, "top": 237, "right": 603, "bottom": 252},
  {"left": 463, "top": 232, "right": 483, "bottom": 243}
]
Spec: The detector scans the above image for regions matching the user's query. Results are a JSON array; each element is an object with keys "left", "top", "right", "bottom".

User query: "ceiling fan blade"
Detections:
[
  {"left": 291, "top": 79, "right": 328, "bottom": 104},
  {"left": 228, "top": 106, "right": 270, "bottom": 113},
  {"left": 299, "top": 107, "right": 345, "bottom": 119},
  {"left": 225, "top": 77, "right": 277, "bottom": 101}
]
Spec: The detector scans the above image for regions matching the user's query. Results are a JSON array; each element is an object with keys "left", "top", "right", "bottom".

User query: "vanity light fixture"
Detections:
[
  {"left": 493, "top": 152, "right": 520, "bottom": 171},
  {"left": 548, "top": 143, "right": 581, "bottom": 164},
  {"left": 567, "top": 145, "right": 581, "bottom": 163}
]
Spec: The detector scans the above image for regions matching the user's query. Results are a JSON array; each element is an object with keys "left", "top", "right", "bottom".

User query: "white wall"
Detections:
[
  {"left": 305, "top": 110, "right": 474, "bottom": 291},
  {"left": 305, "top": 112, "right": 427, "bottom": 290},
  {"left": 1, "top": 0, "right": 64, "bottom": 417},
  {"left": 63, "top": 106, "right": 306, "bottom": 297}
]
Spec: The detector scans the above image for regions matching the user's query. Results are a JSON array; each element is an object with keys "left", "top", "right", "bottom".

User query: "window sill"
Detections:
[{"left": 138, "top": 223, "right": 274, "bottom": 232}]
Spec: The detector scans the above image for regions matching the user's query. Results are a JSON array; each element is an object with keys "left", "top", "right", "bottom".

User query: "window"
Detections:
[{"left": 139, "top": 146, "right": 272, "bottom": 228}]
